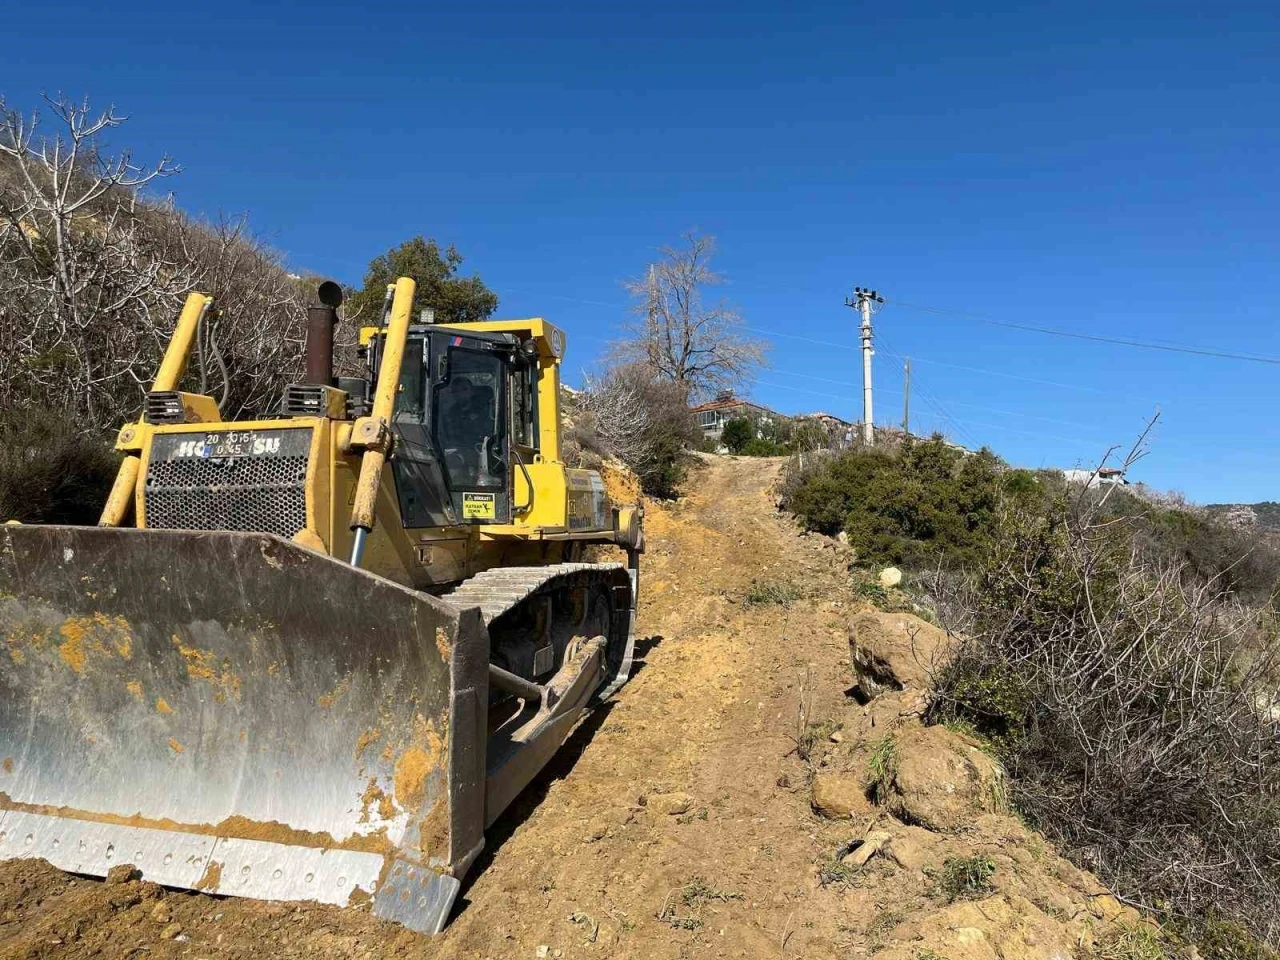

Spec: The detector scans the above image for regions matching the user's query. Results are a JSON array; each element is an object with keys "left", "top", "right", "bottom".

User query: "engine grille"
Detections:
[{"left": 144, "top": 428, "right": 313, "bottom": 538}]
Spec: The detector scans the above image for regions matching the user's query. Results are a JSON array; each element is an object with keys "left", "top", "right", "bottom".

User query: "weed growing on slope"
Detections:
[
  {"left": 1092, "top": 924, "right": 1171, "bottom": 960},
  {"left": 744, "top": 578, "right": 802, "bottom": 606},
  {"left": 865, "top": 734, "right": 898, "bottom": 802},
  {"left": 864, "top": 909, "right": 905, "bottom": 950},
  {"left": 930, "top": 855, "right": 996, "bottom": 902},
  {"left": 658, "top": 876, "right": 744, "bottom": 930}
]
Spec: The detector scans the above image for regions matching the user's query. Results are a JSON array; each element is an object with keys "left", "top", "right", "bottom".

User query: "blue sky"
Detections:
[{"left": 5, "top": 0, "right": 1279, "bottom": 503}]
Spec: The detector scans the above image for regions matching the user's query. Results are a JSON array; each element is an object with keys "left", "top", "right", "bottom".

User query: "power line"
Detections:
[
  {"left": 741, "top": 324, "right": 1160, "bottom": 400},
  {"left": 766, "top": 368, "right": 1097, "bottom": 429},
  {"left": 755, "top": 379, "right": 1095, "bottom": 447},
  {"left": 875, "top": 331, "right": 984, "bottom": 449},
  {"left": 889, "top": 298, "right": 1280, "bottom": 366}
]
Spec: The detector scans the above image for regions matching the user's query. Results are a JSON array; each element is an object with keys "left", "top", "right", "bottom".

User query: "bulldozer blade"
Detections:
[{"left": 0, "top": 524, "right": 490, "bottom": 934}]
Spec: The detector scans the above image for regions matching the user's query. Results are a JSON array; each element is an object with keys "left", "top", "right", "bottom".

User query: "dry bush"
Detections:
[
  {"left": 0, "top": 94, "right": 305, "bottom": 433},
  {"left": 928, "top": 486, "right": 1280, "bottom": 948},
  {"left": 568, "top": 362, "right": 700, "bottom": 498}
]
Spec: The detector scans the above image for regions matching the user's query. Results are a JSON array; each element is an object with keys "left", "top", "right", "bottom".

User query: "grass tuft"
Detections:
[
  {"left": 931, "top": 855, "right": 996, "bottom": 902},
  {"left": 744, "top": 579, "right": 803, "bottom": 606}
]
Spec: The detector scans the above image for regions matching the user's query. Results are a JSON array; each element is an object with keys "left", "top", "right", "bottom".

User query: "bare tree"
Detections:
[
  {"left": 619, "top": 232, "right": 767, "bottom": 399},
  {"left": 575, "top": 368, "right": 652, "bottom": 467},
  {"left": 0, "top": 94, "right": 306, "bottom": 432}
]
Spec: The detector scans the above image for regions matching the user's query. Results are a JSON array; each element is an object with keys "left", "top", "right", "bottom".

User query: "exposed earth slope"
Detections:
[{"left": 0, "top": 455, "right": 1139, "bottom": 959}]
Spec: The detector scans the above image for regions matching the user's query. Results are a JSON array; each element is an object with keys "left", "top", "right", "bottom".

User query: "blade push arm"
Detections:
[{"left": 347, "top": 276, "right": 416, "bottom": 565}]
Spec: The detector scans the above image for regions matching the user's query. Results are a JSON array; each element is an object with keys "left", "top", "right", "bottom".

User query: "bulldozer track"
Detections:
[{"left": 445, "top": 562, "right": 636, "bottom": 698}]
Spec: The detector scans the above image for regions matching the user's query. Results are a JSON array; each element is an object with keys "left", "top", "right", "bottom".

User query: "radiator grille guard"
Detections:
[{"left": 143, "top": 428, "right": 312, "bottom": 538}]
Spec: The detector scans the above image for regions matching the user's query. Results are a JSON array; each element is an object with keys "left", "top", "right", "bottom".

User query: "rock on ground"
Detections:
[
  {"left": 811, "top": 772, "right": 876, "bottom": 820},
  {"left": 849, "top": 610, "right": 952, "bottom": 699},
  {"left": 879, "top": 723, "right": 1008, "bottom": 832}
]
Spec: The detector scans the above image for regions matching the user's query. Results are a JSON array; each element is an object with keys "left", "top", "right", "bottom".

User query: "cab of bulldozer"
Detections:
[{"left": 361, "top": 321, "right": 554, "bottom": 531}]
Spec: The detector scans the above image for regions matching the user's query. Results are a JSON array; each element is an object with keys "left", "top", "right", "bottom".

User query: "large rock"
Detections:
[
  {"left": 878, "top": 724, "right": 1007, "bottom": 832},
  {"left": 878, "top": 566, "right": 903, "bottom": 588},
  {"left": 811, "top": 772, "right": 876, "bottom": 820},
  {"left": 849, "top": 611, "right": 952, "bottom": 700}
]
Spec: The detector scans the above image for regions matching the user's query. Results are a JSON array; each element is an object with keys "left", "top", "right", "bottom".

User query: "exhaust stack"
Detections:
[{"left": 305, "top": 280, "right": 344, "bottom": 386}]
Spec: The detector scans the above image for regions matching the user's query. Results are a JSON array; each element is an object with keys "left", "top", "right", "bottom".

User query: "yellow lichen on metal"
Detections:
[
  {"left": 318, "top": 673, "right": 353, "bottom": 709},
  {"left": 358, "top": 778, "right": 398, "bottom": 824},
  {"left": 55, "top": 614, "right": 134, "bottom": 674},
  {"left": 434, "top": 627, "right": 452, "bottom": 663},
  {"left": 170, "top": 634, "right": 242, "bottom": 700},
  {"left": 354, "top": 728, "right": 382, "bottom": 758}
]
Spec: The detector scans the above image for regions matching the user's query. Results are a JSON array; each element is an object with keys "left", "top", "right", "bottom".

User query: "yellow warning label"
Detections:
[{"left": 462, "top": 492, "right": 497, "bottom": 520}]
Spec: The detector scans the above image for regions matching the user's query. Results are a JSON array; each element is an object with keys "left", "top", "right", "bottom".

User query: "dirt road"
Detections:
[{"left": 1, "top": 455, "right": 868, "bottom": 959}]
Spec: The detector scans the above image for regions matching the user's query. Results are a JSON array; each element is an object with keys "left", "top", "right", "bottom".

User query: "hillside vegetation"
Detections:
[{"left": 784, "top": 436, "right": 1280, "bottom": 955}]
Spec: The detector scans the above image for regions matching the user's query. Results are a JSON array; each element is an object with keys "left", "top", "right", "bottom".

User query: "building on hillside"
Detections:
[
  {"left": 1062, "top": 466, "right": 1129, "bottom": 488},
  {"left": 691, "top": 391, "right": 791, "bottom": 446},
  {"left": 794, "top": 411, "right": 855, "bottom": 432},
  {"left": 793, "top": 411, "right": 857, "bottom": 448}
]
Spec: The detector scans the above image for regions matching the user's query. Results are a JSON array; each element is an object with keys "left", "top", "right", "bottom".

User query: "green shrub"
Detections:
[
  {"left": 782, "top": 436, "right": 1018, "bottom": 569},
  {"left": 866, "top": 734, "right": 898, "bottom": 802},
  {"left": 720, "top": 417, "right": 753, "bottom": 453},
  {"left": 1179, "top": 912, "right": 1278, "bottom": 960},
  {"left": 570, "top": 363, "right": 700, "bottom": 499},
  {"left": 741, "top": 437, "right": 787, "bottom": 457}
]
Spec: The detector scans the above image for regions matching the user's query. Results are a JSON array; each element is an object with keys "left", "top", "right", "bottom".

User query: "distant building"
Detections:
[
  {"left": 794, "top": 411, "right": 855, "bottom": 431},
  {"left": 691, "top": 391, "right": 790, "bottom": 446},
  {"left": 792, "top": 411, "right": 857, "bottom": 449},
  {"left": 1062, "top": 467, "right": 1129, "bottom": 488}
]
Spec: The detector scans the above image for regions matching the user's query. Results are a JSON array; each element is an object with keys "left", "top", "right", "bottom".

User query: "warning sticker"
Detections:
[{"left": 462, "top": 492, "right": 497, "bottom": 520}]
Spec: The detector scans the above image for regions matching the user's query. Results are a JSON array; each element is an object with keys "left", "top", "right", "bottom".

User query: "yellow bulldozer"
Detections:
[{"left": 0, "top": 277, "right": 643, "bottom": 933}]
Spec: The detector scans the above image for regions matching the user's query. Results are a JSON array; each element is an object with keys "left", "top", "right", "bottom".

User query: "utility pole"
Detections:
[
  {"left": 845, "top": 286, "right": 884, "bottom": 446},
  {"left": 903, "top": 357, "right": 911, "bottom": 435}
]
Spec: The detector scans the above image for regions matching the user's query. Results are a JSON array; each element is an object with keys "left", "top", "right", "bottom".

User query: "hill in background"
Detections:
[{"left": 1205, "top": 501, "right": 1280, "bottom": 531}]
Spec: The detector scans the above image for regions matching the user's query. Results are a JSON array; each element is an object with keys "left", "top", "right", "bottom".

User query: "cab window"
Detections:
[{"left": 434, "top": 348, "right": 506, "bottom": 490}]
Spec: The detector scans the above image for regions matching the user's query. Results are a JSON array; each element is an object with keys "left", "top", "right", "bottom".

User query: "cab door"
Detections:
[{"left": 430, "top": 331, "right": 512, "bottom": 524}]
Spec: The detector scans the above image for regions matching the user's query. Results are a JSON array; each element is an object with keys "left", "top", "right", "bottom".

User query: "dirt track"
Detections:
[{"left": 0, "top": 455, "right": 867, "bottom": 959}]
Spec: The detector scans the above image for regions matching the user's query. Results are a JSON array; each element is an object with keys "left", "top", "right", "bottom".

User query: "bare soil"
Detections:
[{"left": 0, "top": 455, "right": 1129, "bottom": 959}]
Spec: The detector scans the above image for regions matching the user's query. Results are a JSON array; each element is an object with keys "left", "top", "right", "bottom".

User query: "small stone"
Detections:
[
  {"left": 150, "top": 902, "right": 172, "bottom": 924},
  {"left": 160, "top": 922, "right": 184, "bottom": 940},
  {"left": 536, "top": 946, "right": 550, "bottom": 959},
  {"left": 829, "top": 730, "right": 844, "bottom": 743},
  {"left": 841, "top": 829, "right": 892, "bottom": 868},
  {"left": 647, "top": 792, "right": 695, "bottom": 816},
  {"left": 105, "top": 864, "right": 139, "bottom": 885},
  {"left": 585, "top": 820, "right": 608, "bottom": 842}
]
